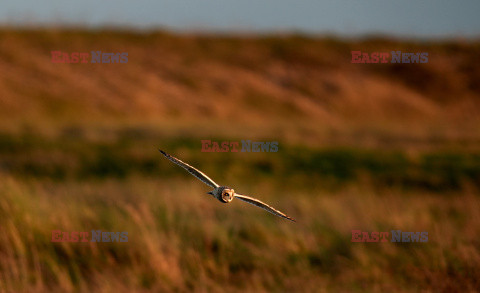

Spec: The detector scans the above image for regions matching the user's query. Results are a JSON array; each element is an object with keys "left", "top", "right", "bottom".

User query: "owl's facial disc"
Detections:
[{"left": 221, "top": 188, "right": 234, "bottom": 203}]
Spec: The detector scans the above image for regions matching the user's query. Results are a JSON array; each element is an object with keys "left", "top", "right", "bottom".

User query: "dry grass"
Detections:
[
  {"left": 0, "top": 28, "right": 479, "bottom": 292},
  {"left": 0, "top": 175, "right": 479, "bottom": 292},
  {"left": 0, "top": 29, "right": 479, "bottom": 147}
]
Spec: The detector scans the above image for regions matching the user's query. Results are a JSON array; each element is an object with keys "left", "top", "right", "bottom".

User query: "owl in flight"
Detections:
[{"left": 159, "top": 150, "right": 295, "bottom": 222}]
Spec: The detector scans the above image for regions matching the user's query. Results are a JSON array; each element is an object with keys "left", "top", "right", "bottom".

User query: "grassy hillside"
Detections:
[
  {"left": 0, "top": 28, "right": 479, "bottom": 292},
  {"left": 0, "top": 29, "right": 479, "bottom": 147}
]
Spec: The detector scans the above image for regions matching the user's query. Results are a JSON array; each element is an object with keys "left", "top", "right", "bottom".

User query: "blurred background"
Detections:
[{"left": 0, "top": 1, "right": 480, "bottom": 292}]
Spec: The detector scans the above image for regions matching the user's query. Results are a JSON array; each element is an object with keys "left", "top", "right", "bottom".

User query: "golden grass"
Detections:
[
  {"left": 0, "top": 175, "right": 479, "bottom": 292},
  {"left": 0, "top": 29, "right": 479, "bottom": 148},
  {"left": 0, "top": 28, "right": 479, "bottom": 292}
]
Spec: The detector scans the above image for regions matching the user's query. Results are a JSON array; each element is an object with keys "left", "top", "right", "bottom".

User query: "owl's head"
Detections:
[
  {"left": 208, "top": 186, "right": 234, "bottom": 203},
  {"left": 220, "top": 188, "right": 234, "bottom": 203}
]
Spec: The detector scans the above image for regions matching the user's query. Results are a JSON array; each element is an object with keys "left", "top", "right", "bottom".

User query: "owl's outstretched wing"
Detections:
[
  {"left": 159, "top": 150, "right": 220, "bottom": 188},
  {"left": 234, "top": 193, "right": 295, "bottom": 222}
]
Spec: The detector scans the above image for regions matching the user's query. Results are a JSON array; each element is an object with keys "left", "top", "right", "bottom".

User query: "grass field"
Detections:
[{"left": 0, "top": 29, "right": 479, "bottom": 292}]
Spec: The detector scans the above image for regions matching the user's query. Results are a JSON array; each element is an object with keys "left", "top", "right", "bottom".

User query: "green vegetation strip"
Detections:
[{"left": 0, "top": 132, "right": 479, "bottom": 192}]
